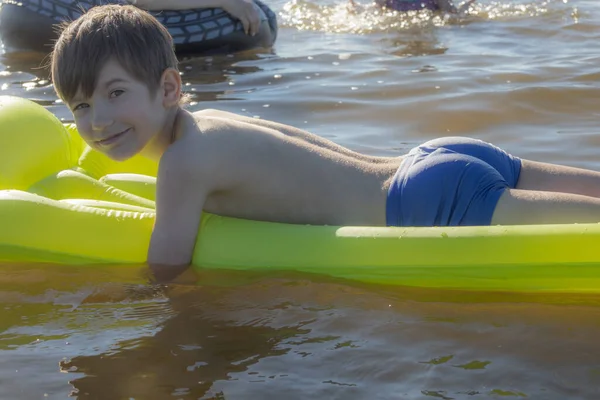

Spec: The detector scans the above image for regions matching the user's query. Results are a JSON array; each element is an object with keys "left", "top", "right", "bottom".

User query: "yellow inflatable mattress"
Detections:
[{"left": 1, "top": 95, "right": 600, "bottom": 293}]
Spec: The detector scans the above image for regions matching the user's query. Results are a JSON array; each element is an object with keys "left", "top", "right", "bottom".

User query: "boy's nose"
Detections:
[{"left": 91, "top": 108, "right": 114, "bottom": 131}]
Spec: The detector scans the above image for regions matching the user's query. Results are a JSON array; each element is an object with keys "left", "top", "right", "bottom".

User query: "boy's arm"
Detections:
[{"left": 147, "top": 148, "right": 207, "bottom": 276}]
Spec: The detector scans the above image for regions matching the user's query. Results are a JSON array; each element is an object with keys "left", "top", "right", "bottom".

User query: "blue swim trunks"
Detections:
[{"left": 386, "top": 137, "right": 522, "bottom": 227}]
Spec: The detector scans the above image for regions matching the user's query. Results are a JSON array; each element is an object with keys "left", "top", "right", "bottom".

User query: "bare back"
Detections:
[{"left": 169, "top": 109, "right": 402, "bottom": 227}]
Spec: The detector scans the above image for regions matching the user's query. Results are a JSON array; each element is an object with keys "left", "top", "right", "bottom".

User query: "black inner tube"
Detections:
[{"left": 0, "top": 0, "right": 278, "bottom": 55}]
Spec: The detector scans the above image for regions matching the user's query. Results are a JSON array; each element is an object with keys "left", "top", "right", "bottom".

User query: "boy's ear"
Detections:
[{"left": 160, "top": 67, "right": 182, "bottom": 107}]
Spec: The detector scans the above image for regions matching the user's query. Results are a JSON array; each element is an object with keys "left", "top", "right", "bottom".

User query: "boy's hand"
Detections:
[{"left": 222, "top": 0, "right": 261, "bottom": 36}]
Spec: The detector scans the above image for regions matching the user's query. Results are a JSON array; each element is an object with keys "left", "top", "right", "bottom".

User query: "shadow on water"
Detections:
[
  {"left": 0, "top": 264, "right": 304, "bottom": 398},
  {"left": 59, "top": 284, "right": 304, "bottom": 399}
]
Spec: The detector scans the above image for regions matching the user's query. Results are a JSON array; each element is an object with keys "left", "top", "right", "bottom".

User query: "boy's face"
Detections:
[{"left": 67, "top": 59, "right": 169, "bottom": 161}]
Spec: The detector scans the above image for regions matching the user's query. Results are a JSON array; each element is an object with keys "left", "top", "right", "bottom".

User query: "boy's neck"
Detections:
[{"left": 140, "top": 106, "right": 184, "bottom": 162}]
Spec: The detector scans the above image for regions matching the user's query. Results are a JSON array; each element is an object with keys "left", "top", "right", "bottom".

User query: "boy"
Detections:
[{"left": 51, "top": 5, "right": 600, "bottom": 271}]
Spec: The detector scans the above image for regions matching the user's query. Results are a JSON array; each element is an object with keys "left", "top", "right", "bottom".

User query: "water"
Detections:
[{"left": 1, "top": 0, "right": 600, "bottom": 398}]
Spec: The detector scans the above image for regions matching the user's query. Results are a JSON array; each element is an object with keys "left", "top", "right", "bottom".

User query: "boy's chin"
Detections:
[
  {"left": 100, "top": 147, "right": 139, "bottom": 162},
  {"left": 107, "top": 151, "right": 137, "bottom": 162},
  {"left": 98, "top": 143, "right": 144, "bottom": 162},
  {"left": 109, "top": 154, "right": 134, "bottom": 162}
]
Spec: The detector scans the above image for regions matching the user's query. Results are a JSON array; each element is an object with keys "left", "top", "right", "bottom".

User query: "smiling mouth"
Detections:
[{"left": 97, "top": 128, "right": 130, "bottom": 146}]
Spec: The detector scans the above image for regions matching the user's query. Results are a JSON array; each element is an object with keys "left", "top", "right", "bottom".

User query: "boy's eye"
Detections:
[
  {"left": 110, "top": 89, "right": 125, "bottom": 98},
  {"left": 72, "top": 103, "right": 89, "bottom": 111}
]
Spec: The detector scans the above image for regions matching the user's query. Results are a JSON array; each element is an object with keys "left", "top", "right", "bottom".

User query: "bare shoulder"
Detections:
[
  {"left": 165, "top": 110, "right": 236, "bottom": 170},
  {"left": 158, "top": 112, "right": 259, "bottom": 193},
  {"left": 157, "top": 127, "right": 217, "bottom": 191}
]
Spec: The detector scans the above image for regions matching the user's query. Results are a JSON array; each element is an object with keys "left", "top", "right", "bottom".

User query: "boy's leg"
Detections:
[
  {"left": 517, "top": 160, "right": 600, "bottom": 198},
  {"left": 491, "top": 188, "right": 600, "bottom": 225}
]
